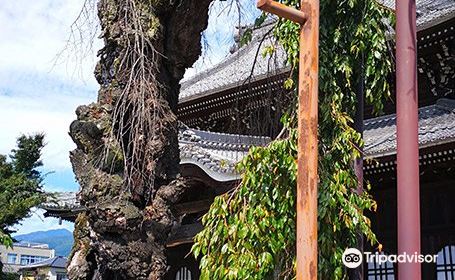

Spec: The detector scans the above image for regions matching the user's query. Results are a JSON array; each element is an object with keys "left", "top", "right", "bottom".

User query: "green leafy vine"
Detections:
[{"left": 193, "top": 0, "right": 393, "bottom": 279}]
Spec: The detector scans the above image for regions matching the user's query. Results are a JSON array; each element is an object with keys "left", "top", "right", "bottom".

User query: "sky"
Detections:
[{"left": 0, "top": 1, "right": 258, "bottom": 235}]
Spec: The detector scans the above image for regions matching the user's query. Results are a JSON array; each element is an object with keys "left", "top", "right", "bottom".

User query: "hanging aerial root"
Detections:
[{"left": 98, "top": 0, "right": 175, "bottom": 204}]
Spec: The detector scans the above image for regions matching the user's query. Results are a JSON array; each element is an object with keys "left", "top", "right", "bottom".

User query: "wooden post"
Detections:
[
  {"left": 297, "top": 1, "right": 319, "bottom": 279},
  {"left": 257, "top": 1, "right": 319, "bottom": 279}
]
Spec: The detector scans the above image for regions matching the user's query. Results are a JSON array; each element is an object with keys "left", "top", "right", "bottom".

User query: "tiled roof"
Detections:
[
  {"left": 179, "top": 98, "right": 455, "bottom": 168},
  {"left": 364, "top": 98, "right": 455, "bottom": 157},
  {"left": 179, "top": 124, "right": 270, "bottom": 181},
  {"left": 378, "top": 0, "right": 455, "bottom": 30},
  {"left": 179, "top": 20, "right": 289, "bottom": 103},
  {"left": 42, "top": 192, "right": 82, "bottom": 211},
  {"left": 179, "top": 0, "right": 454, "bottom": 102},
  {"left": 19, "top": 256, "right": 67, "bottom": 270}
]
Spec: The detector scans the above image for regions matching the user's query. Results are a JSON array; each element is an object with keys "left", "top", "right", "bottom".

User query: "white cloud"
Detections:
[
  {"left": 0, "top": 89, "right": 93, "bottom": 171},
  {"left": 0, "top": 0, "right": 101, "bottom": 84},
  {"left": 0, "top": 0, "right": 100, "bottom": 171}
]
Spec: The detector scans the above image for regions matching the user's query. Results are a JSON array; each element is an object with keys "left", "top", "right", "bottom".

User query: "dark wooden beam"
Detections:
[
  {"left": 173, "top": 199, "right": 213, "bottom": 216},
  {"left": 166, "top": 223, "right": 203, "bottom": 248}
]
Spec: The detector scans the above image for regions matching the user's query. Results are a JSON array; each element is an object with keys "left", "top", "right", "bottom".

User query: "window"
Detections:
[
  {"left": 436, "top": 245, "right": 455, "bottom": 280},
  {"left": 57, "top": 273, "right": 69, "bottom": 280},
  {"left": 367, "top": 252, "right": 395, "bottom": 280},
  {"left": 36, "top": 275, "right": 47, "bottom": 280},
  {"left": 175, "top": 266, "right": 192, "bottom": 280},
  {"left": 20, "top": 255, "right": 48, "bottom": 265},
  {"left": 7, "top": 253, "right": 17, "bottom": 264}
]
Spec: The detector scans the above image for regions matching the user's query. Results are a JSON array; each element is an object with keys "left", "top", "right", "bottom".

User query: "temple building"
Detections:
[{"left": 42, "top": 0, "right": 454, "bottom": 279}]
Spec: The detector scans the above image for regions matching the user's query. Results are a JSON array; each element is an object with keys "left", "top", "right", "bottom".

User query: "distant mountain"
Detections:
[{"left": 14, "top": 229, "right": 74, "bottom": 257}]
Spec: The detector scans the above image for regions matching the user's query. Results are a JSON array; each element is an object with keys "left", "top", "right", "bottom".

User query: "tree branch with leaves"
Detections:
[{"left": 0, "top": 134, "right": 46, "bottom": 248}]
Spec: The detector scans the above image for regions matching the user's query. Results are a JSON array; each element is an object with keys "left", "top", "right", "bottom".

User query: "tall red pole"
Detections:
[
  {"left": 256, "top": 1, "right": 319, "bottom": 279},
  {"left": 396, "top": 0, "right": 421, "bottom": 279}
]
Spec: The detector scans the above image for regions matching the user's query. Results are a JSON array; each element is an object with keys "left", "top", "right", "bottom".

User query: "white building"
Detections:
[
  {"left": 0, "top": 242, "right": 55, "bottom": 273},
  {"left": 18, "top": 256, "right": 68, "bottom": 280}
]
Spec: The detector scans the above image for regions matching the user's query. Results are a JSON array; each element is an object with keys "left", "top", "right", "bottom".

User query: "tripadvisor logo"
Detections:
[
  {"left": 342, "top": 248, "right": 438, "bottom": 268},
  {"left": 342, "top": 248, "right": 363, "bottom": 268}
]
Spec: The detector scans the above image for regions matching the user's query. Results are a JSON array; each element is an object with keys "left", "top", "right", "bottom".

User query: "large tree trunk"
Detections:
[{"left": 67, "top": 1, "right": 212, "bottom": 279}]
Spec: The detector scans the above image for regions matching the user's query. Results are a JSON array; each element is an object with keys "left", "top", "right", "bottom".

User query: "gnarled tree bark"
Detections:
[{"left": 67, "top": 1, "right": 212, "bottom": 279}]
